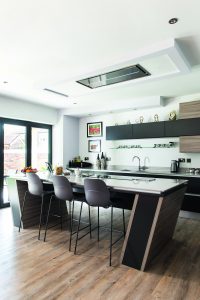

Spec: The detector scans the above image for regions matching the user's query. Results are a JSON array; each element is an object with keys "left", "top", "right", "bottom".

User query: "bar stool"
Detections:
[
  {"left": 44, "top": 175, "right": 92, "bottom": 251},
  {"left": 74, "top": 178, "right": 126, "bottom": 266},
  {"left": 18, "top": 172, "right": 54, "bottom": 240}
]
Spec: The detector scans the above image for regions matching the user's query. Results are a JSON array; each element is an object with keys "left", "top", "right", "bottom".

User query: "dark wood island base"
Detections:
[
  {"left": 121, "top": 187, "right": 186, "bottom": 270},
  {"left": 7, "top": 178, "right": 67, "bottom": 229}
]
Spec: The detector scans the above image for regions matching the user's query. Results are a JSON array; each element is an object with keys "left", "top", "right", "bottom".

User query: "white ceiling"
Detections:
[{"left": 1, "top": 0, "right": 200, "bottom": 116}]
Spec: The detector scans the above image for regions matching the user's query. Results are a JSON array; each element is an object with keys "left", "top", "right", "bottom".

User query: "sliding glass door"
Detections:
[
  {"left": 3, "top": 124, "right": 26, "bottom": 206},
  {"left": 0, "top": 118, "right": 52, "bottom": 208},
  {"left": 31, "top": 127, "right": 49, "bottom": 171}
]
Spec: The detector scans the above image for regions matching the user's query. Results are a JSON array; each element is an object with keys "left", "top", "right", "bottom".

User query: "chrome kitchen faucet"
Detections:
[{"left": 132, "top": 156, "right": 141, "bottom": 171}]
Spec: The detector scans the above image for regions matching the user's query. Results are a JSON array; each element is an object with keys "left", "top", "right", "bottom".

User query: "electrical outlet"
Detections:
[
  {"left": 178, "top": 158, "right": 185, "bottom": 163},
  {"left": 187, "top": 158, "right": 191, "bottom": 163}
]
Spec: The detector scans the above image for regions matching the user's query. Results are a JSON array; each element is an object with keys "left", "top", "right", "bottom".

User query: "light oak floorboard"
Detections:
[{"left": 0, "top": 207, "right": 199, "bottom": 300}]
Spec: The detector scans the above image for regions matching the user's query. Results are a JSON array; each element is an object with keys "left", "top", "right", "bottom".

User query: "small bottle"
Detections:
[
  {"left": 100, "top": 152, "right": 106, "bottom": 169},
  {"left": 96, "top": 154, "right": 101, "bottom": 169}
]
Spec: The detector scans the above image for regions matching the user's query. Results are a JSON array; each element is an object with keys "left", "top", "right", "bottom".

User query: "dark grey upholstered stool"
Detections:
[
  {"left": 74, "top": 178, "right": 126, "bottom": 266},
  {"left": 44, "top": 175, "right": 91, "bottom": 251},
  {"left": 18, "top": 172, "right": 54, "bottom": 240}
]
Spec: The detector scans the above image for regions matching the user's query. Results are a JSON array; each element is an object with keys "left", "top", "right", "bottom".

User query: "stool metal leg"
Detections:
[
  {"left": 74, "top": 202, "right": 83, "bottom": 255},
  {"left": 43, "top": 195, "right": 53, "bottom": 242},
  {"left": 109, "top": 206, "right": 113, "bottom": 266},
  {"left": 38, "top": 194, "right": 45, "bottom": 240},
  {"left": 68, "top": 201, "right": 71, "bottom": 228},
  {"left": 59, "top": 199, "right": 63, "bottom": 230},
  {"left": 122, "top": 209, "right": 126, "bottom": 237},
  {"left": 69, "top": 200, "right": 74, "bottom": 251},
  {"left": 88, "top": 206, "right": 92, "bottom": 239},
  {"left": 97, "top": 206, "right": 100, "bottom": 242},
  {"left": 18, "top": 191, "right": 28, "bottom": 232}
]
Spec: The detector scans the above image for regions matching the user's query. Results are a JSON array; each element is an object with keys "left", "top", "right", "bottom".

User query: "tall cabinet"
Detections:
[{"left": 179, "top": 100, "right": 200, "bottom": 152}]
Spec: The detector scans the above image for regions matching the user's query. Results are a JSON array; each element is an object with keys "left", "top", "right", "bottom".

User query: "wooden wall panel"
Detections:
[
  {"left": 179, "top": 100, "right": 200, "bottom": 119},
  {"left": 180, "top": 135, "right": 200, "bottom": 153}
]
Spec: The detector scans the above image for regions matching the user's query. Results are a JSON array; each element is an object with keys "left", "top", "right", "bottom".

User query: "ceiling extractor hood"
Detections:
[
  {"left": 43, "top": 39, "right": 191, "bottom": 98},
  {"left": 76, "top": 64, "right": 150, "bottom": 89}
]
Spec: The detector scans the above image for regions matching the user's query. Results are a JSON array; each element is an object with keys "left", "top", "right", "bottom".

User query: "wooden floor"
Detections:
[{"left": 0, "top": 206, "right": 200, "bottom": 300}]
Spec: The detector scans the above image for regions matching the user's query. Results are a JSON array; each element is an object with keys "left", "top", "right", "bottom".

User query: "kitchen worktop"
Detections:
[
  {"left": 69, "top": 165, "right": 200, "bottom": 178},
  {"left": 69, "top": 175, "right": 187, "bottom": 195},
  {"left": 8, "top": 173, "right": 187, "bottom": 196}
]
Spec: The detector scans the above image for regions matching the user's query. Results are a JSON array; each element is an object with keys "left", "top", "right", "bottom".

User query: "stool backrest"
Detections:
[
  {"left": 26, "top": 173, "right": 43, "bottom": 196},
  {"left": 52, "top": 175, "right": 73, "bottom": 201},
  {"left": 84, "top": 178, "right": 110, "bottom": 208}
]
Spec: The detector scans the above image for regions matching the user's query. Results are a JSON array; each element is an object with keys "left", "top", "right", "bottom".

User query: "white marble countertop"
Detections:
[
  {"left": 9, "top": 174, "right": 187, "bottom": 195},
  {"left": 68, "top": 175, "right": 187, "bottom": 195}
]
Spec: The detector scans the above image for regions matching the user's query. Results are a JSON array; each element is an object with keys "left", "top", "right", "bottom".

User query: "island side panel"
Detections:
[
  {"left": 16, "top": 180, "right": 43, "bottom": 228},
  {"left": 7, "top": 178, "right": 67, "bottom": 228},
  {"left": 7, "top": 177, "right": 22, "bottom": 227},
  {"left": 144, "top": 186, "right": 187, "bottom": 269},
  {"left": 121, "top": 193, "right": 160, "bottom": 270}
]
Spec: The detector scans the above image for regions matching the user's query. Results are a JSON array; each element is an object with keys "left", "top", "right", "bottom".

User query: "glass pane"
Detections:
[
  {"left": 31, "top": 128, "right": 49, "bottom": 171},
  {"left": 4, "top": 124, "right": 26, "bottom": 204}
]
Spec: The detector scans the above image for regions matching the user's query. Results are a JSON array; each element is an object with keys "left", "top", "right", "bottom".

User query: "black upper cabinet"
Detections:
[
  {"left": 165, "top": 118, "right": 200, "bottom": 137},
  {"left": 106, "top": 124, "right": 133, "bottom": 140},
  {"left": 133, "top": 121, "right": 165, "bottom": 139},
  {"left": 106, "top": 118, "right": 200, "bottom": 140},
  {"left": 165, "top": 120, "right": 183, "bottom": 137}
]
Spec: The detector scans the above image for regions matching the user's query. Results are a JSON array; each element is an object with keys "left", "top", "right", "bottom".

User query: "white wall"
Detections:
[
  {"left": 63, "top": 116, "right": 79, "bottom": 168},
  {"left": 79, "top": 95, "right": 200, "bottom": 169},
  {"left": 0, "top": 95, "right": 58, "bottom": 124},
  {"left": 53, "top": 114, "right": 79, "bottom": 168},
  {"left": 53, "top": 111, "right": 64, "bottom": 167}
]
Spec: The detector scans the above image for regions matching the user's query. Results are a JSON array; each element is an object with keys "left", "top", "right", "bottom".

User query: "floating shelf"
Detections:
[{"left": 109, "top": 142, "right": 177, "bottom": 150}]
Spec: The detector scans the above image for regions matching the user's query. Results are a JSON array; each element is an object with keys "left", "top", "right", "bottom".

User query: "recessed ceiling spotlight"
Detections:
[{"left": 169, "top": 18, "right": 178, "bottom": 24}]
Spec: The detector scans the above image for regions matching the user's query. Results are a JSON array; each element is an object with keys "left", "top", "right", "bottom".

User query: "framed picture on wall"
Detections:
[
  {"left": 88, "top": 140, "right": 101, "bottom": 153},
  {"left": 87, "top": 122, "right": 103, "bottom": 137}
]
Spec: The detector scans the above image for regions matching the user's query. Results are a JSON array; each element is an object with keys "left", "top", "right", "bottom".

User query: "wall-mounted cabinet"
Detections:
[
  {"left": 106, "top": 122, "right": 165, "bottom": 140},
  {"left": 165, "top": 118, "right": 200, "bottom": 137},
  {"left": 133, "top": 121, "right": 165, "bottom": 139},
  {"left": 106, "top": 118, "right": 200, "bottom": 141},
  {"left": 106, "top": 124, "right": 133, "bottom": 140},
  {"left": 179, "top": 100, "right": 200, "bottom": 119},
  {"left": 180, "top": 135, "right": 200, "bottom": 153}
]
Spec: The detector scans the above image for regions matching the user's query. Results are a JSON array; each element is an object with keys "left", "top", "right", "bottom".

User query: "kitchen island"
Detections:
[
  {"left": 69, "top": 165, "right": 200, "bottom": 213},
  {"left": 7, "top": 175, "right": 187, "bottom": 271}
]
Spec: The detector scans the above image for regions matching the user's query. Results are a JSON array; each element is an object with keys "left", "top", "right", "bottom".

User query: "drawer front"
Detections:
[{"left": 181, "top": 194, "right": 200, "bottom": 213}]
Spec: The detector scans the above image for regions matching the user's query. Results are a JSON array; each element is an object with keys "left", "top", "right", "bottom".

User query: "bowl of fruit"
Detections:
[{"left": 21, "top": 167, "right": 38, "bottom": 174}]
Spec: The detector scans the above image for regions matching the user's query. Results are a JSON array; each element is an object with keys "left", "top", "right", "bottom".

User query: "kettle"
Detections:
[{"left": 170, "top": 160, "right": 179, "bottom": 173}]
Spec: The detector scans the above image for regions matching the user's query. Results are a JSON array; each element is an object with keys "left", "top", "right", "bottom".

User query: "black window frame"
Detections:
[{"left": 0, "top": 117, "right": 52, "bottom": 208}]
